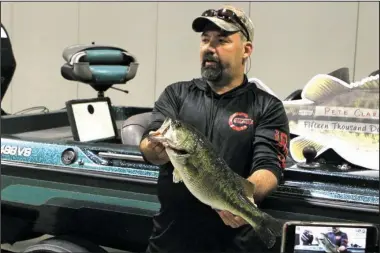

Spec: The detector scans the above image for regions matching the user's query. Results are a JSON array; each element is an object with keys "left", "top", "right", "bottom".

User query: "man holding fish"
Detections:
[{"left": 139, "top": 5, "right": 290, "bottom": 253}]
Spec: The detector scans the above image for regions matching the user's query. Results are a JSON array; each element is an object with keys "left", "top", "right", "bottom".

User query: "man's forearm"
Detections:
[{"left": 247, "top": 169, "right": 279, "bottom": 203}]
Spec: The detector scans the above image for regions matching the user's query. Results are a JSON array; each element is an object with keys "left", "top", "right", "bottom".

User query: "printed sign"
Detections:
[{"left": 283, "top": 73, "right": 379, "bottom": 171}]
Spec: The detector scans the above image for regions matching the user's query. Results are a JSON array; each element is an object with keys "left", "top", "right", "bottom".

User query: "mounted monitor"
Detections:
[{"left": 65, "top": 97, "right": 118, "bottom": 142}]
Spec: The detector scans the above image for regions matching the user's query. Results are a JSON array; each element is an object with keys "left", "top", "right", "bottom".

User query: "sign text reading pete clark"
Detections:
[{"left": 322, "top": 107, "right": 378, "bottom": 119}]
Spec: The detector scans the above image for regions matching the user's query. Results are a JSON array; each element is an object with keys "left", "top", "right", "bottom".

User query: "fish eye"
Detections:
[{"left": 173, "top": 121, "right": 181, "bottom": 128}]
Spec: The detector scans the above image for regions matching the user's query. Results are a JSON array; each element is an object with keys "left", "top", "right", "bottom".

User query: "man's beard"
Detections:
[
  {"left": 201, "top": 54, "right": 224, "bottom": 84},
  {"left": 201, "top": 63, "right": 223, "bottom": 82}
]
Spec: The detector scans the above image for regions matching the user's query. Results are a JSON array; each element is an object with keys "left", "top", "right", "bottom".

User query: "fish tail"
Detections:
[
  {"left": 240, "top": 211, "right": 283, "bottom": 248},
  {"left": 256, "top": 225, "right": 277, "bottom": 249},
  {"left": 282, "top": 103, "right": 301, "bottom": 117},
  {"left": 250, "top": 213, "right": 284, "bottom": 249},
  {"left": 259, "top": 212, "right": 285, "bottom": 237},
  {"left": 237, "top": 194, "right": 284, "bottom": 249}
]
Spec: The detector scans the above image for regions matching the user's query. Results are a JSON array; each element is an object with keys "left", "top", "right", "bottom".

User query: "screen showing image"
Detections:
[{"left": 293, "top": 225, "right": 367, "bottom": 253}]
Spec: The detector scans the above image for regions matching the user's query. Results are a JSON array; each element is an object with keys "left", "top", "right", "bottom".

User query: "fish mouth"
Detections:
[
  {"left": 160, "top": 122, "right": 171, "bottom": 136},
  {"left": 147, "top": 134, "right": 167, "bottom": 142},
  {"left": 148, "top": 119, "right": 190, "bottom": 155},
  {"left": 166, "top": 145, "right": 189, "bottom": 155},
  {"left": 147, "top": 121, "right": 171, "bottom": 142},
  {"left": 148, "top": 131, "right": 189, "bottom": 155}
]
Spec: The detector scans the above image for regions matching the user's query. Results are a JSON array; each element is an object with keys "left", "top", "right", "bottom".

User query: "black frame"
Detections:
[
  {"left": 65, "top": 97, "right": 118, "bottom": 142},
  {"left": 281, "top": 221, "right": 379, "bottom": 253}
]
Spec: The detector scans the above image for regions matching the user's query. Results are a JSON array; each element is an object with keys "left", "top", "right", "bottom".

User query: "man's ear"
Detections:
[{"left": 243, "top": 41, "right": 253, "bottom": 60}]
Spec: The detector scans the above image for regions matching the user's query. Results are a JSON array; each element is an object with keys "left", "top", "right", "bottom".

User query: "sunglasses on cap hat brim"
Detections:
[{"left": 193, "top": 8, "right": 250, "bottom": 42}]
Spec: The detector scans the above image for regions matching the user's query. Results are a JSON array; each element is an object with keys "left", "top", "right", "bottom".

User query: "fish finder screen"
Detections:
[{"left": 293, "top": 225, "right": 367, "bottom": 253}]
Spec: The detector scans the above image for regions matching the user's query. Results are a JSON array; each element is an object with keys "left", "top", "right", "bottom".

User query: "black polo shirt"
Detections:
[{"left": 141, "top": 75, "right": 289, "bottom": 252}]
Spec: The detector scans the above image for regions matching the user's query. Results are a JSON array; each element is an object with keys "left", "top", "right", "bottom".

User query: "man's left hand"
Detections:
[{"left": 216, "top": 210, "right": 248, "bottom": 228}]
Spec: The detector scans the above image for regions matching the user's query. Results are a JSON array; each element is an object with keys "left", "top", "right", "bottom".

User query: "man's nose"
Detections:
[
  {"left": 205, "top": 40, "right": 218, "bottom": 53},
  {"left": 204, "top": 47, "right": 217, "bottom": 58}
]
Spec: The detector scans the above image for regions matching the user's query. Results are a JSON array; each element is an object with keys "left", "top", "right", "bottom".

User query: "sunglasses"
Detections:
[{"left": 201, "top": 9, "right": 250, "bottom": 42}]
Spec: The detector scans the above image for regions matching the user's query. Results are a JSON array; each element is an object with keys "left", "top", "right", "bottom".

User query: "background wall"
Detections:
[{"left": 1, "top": 2, "right": 379, "bottom": 114}]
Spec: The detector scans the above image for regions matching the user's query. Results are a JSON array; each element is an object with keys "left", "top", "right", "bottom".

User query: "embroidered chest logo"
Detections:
[{"left": 228, "top": 112, "right": 254, "bottom": 131}]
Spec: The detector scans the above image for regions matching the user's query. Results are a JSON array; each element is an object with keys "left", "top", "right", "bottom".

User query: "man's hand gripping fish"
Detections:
[{"left": 148, "top": 118, "right": 284, "bottom": 249}]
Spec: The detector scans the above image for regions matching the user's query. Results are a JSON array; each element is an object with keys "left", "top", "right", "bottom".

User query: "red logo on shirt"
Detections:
[
  {"left": 228, "top": 112, "right": 254, "bottom": 131},
  {"left": 274, "top": 129, "right": 289, "bottom": 169}
]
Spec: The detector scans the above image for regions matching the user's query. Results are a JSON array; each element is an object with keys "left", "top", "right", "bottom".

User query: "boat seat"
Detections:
[
  {"left": 121, "top": 112, "right": 153, "bottom": 146},
  {"left": 60, "top": 44, "right": 138, "bottom": 96}
]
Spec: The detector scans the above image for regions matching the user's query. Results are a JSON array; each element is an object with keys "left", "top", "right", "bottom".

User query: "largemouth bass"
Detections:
[
  {"left": 316, "top": 233, "right": 339, "bottom": 253},
  {"left": 149, "top": 118, "right": 284, "bottom": 249}
]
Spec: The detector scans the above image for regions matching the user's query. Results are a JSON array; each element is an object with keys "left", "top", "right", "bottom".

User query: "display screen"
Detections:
[{"left": 293, "top": 225, "right": 367, "bottom": 253}]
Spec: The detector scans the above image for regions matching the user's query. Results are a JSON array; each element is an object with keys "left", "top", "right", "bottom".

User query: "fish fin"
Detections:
[
  {"left": 247, "top": 196, "right": 256, "bottom": 207},
  {"left": 238, "top": 178, "right": 257, "bottom": 206},
  {"left": 302, "top": 74, "right": 350, "bottom": 102},
  {"left": 173, "top": 153, "right": 191, "bottom": 164},
  {"left": 328, "top": 67, "right": 350, "bottom": 83},
  {"left": 351, "top": 74, "right": 379, "bottom": 90},
  {"left": 172, "top": 168, "right": 183, "bottom": 183},
  {"left": 290, "top": 136, "right": 325, "bottom": 162}
]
